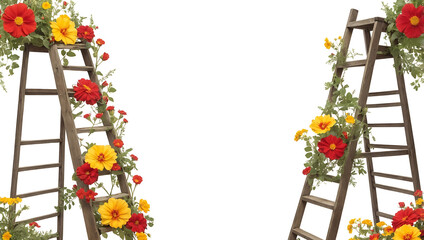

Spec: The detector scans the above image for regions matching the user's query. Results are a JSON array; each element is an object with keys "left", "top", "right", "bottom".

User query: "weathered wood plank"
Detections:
[
  {"left": 18, "top": 163, "right": 61, "bottom": 172},
  {"left": 372, "top": 172, "right": 413, "bottom": 182}
]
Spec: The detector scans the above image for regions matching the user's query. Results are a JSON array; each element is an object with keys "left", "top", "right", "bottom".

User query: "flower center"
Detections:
[
  {"left": 329, "top": 143, "right": 337, "bottom": 150},
  {"left": 85, "top": 171, "right": 90, "bottom": 175},
  {"left": 410, "top": 16, "right": 420, "bottom": 26},
  {"left": 404, "top": 234, "right": 412, "bottom": 240},
  {"left": 83, "top": 84, "right": 92, "bottom": 92},
  {"left": 14, "top": 17, "right": 24, "bottom": 26},
  {"left": 85, "top": 31, "right": 88, "bottom": 35},
  {"left": 97, "top": 153, "right": 105, "bottom": 163},
  {"left": 111, "top": 210, "right": 119, "bottom": 219},
  {"left": 319, "top": 122, "right": 329, "bottom": 130},
  {"left": 402, "top": 216, "right": 408, "bottom": 221},
  {"left": 135, "top": 220, "right": 139, "bottom": 225},
  {"left": 60, "top": 29, "right": 67, "bottom": 35}
]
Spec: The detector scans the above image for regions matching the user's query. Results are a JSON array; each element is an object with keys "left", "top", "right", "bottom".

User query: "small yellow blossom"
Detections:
[
  {"left": 345, "top": 113, "right": 355, "bottom": 124},
  {"left": 347, "top": 224, "right": 353, "bottom": 234},
  {"left": 349, "top": 218, "right": 355, "bottom": 224},
  {"left": 42, "top": 2, "right": 51, "bottom": 9},
  {"left": 2, "top": 232, "right": 11, "bottom": 240},
  {"left": 138, "top": 199, "right": 150, "bottom": 213},
  {"left": 310, "top": 115, "right": 336, "bottom": 134},
  {"left": 294, "top": 129, "right": 308, "bottom": 142},
  {"left": 136, "top": 232, "right": 148, "bottom": 240},
  {"left": 338, "top": 36, "right": 342, "bottom": 39},
  {"left": 376, "top": 221, "right": 386, "bottom": 227},
  {"left": 324, "top": 38, "right": 332, "bottom": 49},
  {"left": 362, "top": 219, "right": 372, "bottom": 227},
  {"left": 383, "top": 226, "right": 394, "bottom": 236},
  {"left": 416, "top": 198, "right": 423, "bottom": 205}
]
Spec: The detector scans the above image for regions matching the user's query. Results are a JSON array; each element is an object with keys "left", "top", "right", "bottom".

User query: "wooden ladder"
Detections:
[
  {"left": 288, "top": 9, "right": 421, "bottom": 240},
  {"left": 10, "top": 43, "right": 131, "bottom": 239}
]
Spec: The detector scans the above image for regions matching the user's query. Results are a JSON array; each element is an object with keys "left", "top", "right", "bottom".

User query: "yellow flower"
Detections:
[
  {"left": 42, "top": 2, "right": 51, "bottom": 9},
  {"left": 310, "top": 115, "right": 336, "bottom": 134},
  {"left": 50, "top": 15, "right": 77, "bottom": 45},
  {"left": 294, "top": 129, "right": 308, "bottom": 141},
  {"left": 345, "top": 113, "right": 355, "bottom": 124},
  {"left": 393, "top": 225, "right": 421, "bottom": 240},
  {"left": 2, "top": 232, "right": 11, "bottom": 240},
  {"left": 85, "top": 145, "right": 117, "bottom": 171},
  {"left": 376, "top": 221, "right": 386, "bottom": 227},
  {"left": 338, "top": 36, "right": 342, "bottom": 39},
  {"left": 416, "top": 198, "right": 423, "bottom": 205},
  {"left": 138, "top": 199, "right": 150, "bottom": 213},
  {"left": 349, "top": 218, "right": 356, "bottom": 224},
  {"left": 324, "top": 38, "right": 332, "bottom": 49},
  {"left": 98, "top": 198, "right": 131, "bottom": 228},
  {"left": 362, "top": 219, "right": 372, "bottom": 226},
  {"left": 136, "top": 232, "right": 148, "bottom": 240},
  {"left": 383, "top": 226, "right": 394, "bottom": 236},
  {"left": 347, "top": 224, "right": 353, "bottom": 234}
]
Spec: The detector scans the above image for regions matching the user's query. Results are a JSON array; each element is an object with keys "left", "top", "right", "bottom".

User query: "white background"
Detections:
[{"left": 1, "top": 0, "right": 424, "bottom": 239}]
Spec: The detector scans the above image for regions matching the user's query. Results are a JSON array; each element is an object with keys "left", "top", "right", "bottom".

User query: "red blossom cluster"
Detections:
[
  {"left": 76, "top": 163, "right": 99, "bottom": 185},
  {"left": 76, "top": 188, "right": 98, "bottom": 203},
  {"left": 392, "top": 190, "right": 424, "bottom": 230},
  {"left": 126, "top": 213, "right": 147, "bottom": 233}
]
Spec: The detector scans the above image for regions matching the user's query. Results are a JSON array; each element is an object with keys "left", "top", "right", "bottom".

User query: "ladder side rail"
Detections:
[
  {"left": 80, "top": 48, "right": 131, "bottom": 195},
  {"left": 327, "top": 20, "right": 385, "bottom": 240},
  {"left": 57, "top": 117, "right": 65, "bottom": 240},
  {"left": 49, "top": 45, "right": 101, "bottom": 240},
  {"left": 394, "top": 54, "right": 421, "bottom": 192}
]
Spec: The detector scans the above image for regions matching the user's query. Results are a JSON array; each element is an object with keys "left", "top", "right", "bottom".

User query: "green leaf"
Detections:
[
  {"left": 305, "top": 152, "right": 312, "bottom": 158},
  {"left": 67, "top": 51, "right": 76, "bottom": 57},
  {"left": 9, "top": 54, "right": 19, "bottom": 61},
  {"left": 61, "top": 50, "right": 66, "bottom": 56},
  {"left": 109, "top": 87, "right": 117, "bottom": 93},
  {"left": 63, "top": 58, "right": 69, "bottom": 66}
]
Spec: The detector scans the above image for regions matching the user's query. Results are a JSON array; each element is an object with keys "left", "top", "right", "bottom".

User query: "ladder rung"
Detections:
[
  {"left": 301, "top": 195, "right": 334, "bottom": 210},
  {"left": 368, "top": 123, "right": 404, "bottom": 128},
  {"left": 98, "top": 169, "right": 124, "bottom": 176},
  {"left": 93, "top": 193, "right": 130, "bottom": 205},
  {"left": 368, "top": 144, "right": 408, "bottom": 150},
  {"left": 21, "top": 138, "right": 61, "bottom": 145},
  {"left": 346, "top": 17, "right": 386, "bottom": 29},
  {"left": 15, "top": 212, "right": 60, "bottom": 225},
  {"left": 62, "top": 65, "right": 94, "bottom": 71},
  {"left": 17, "top": 188, "right": 59, "bottom": 198},
  {"left": 376, "top": 211, "right": 395, "bottom": 219},
  {"left": 368, "top": 90, "right": 399, "bottom": 96},
  {"left": 25, "top": 88, "right": 75, "bottom": 97},
  {"left": 374, "top": 183, "right": 414, "bottom": 195},
  {"left": 337, "top": 54, "right": 393, "bottom": 69},
  {"left": 366, "top": 102, "right": 401, "bottom": 108},
  {"left": 28, "top": 45, "right": 49, "bottom": 53},
  {"left": 76, "top": 126, "right": 114, "bottom": 134},
  {"left": 358, "top": 150, "right": 409, "bottom": 158},
  {"left": 292, "top": 228, "right": 323, "bottom": 240},
  {"left": 372, "top": 172, "right": 413, "bottom": 182},
  {"left": 56, "top": 43, "right": 89, "bottom": 50},
  {"left": 18, "top": 163, "right": 61, "bottom": 172}
]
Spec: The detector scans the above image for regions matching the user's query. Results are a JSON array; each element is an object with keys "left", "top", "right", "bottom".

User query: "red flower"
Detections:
[
  {"left": 126, "top": 213, "right": 147, "bottom": 233},
  {"left": 342, "top": 131, "right": 348, "bottom": 139},
  {"left": 111, "top": 163, "right": 121, "bottom": 171},
  {"left": 29, "top": 222, "right": 40, "bottom": 228},
  {"left": 133, "top": 175, "right": 143, "bottom": 185},
  {"left": 396, "top": 3, "right": 424, "bottom": 38},
  {"left": 123, "top": 118, "right": 128, "bottom": 123},
  {"left": 103, "top": 95, "right": 109, "bottom": 103},
  {"left": 414, "top": 190, "right": 423, "bottom": 197},
  {"left": 77, "top": 25, "right": 95, "bottom": 42},
  {"left": 101, "top": 53, "right": 109, "bottom": 61},
  {"left": 399, "top": 202, "right": 405, "bottom": 208},
  {"left": 302, "top": 167, "right": 311, "bottom": 175},
  {"left": 83, "top": 113, "right": 90, "bottom": 119},
  {"left": 118, "top": 110, "right": 127, "bottom": 115},
  {"left": 131, "top": 154, "right": 138, "bottom": 161},
  {"left": 76, "top": 163, "right": 99, "bottom": 185},
  {"left": 317, "top": 135, "right": 347, "bottom": 160},
  {"left": 392, "top": 207, "right": 420, "bottom": 230},
  {"left": 96, "top": 113, "right": 103, "bottom": 118},
  {"left": 63, "top": 1, "right": 68, "bottom": 6},
  {"left": 84, "top": 189, "right": 98, "bottom": 203},
  {"left": 113, "top": 139, "right": 124, "bottom": 148},
  {"left": 76, "top": 188, "right": 85, "bottom": 200},
  {"left": 369, "top": 234, "right": 379, "bottom": 240},
  {"left": 72, "top": 184, "right": 77, "bottom": 190},
  {"left": 415, "top": 208, "right": 424, "bottom": 220},
  {"left": 73, "top": 78, "right": 101, "bottom": 105},
  {"left": 96, "top": 38, "right": 105, "bottom": 46},
  {"left": 106, "top": 106, "right": 115, "bottom": 111},
  {"left": 2, "top": 3, "right": 37, "bottom": 38},
  {"left": 102, "top": 81, "right": 109, "bottom": 87},
  {"left": 421, "top": 229, "right": 424, "bottom": 237}
]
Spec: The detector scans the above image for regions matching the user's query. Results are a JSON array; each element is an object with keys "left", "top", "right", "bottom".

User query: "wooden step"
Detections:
[
  {"left": 374, "top": 183, "right": 414, "bottom": 195},
  {"left": 368, "top": 90, "right": 399, "bottom": 97},
  {"left": 376, "top": 211, "right": 394, "bottom": 219},
  {"left": 292, "top": 228, "right": 323, "bottom": 240},
  {"left": 93, "top": 193, "right": 130, "bottom": 205},
  {"left": 21, "top": 139, "right": 61, "bottom": 145},
  {"left": 368, "top": 144, "right": 408, "bottom": 150},
  {"left": 358, "top": 150, "right": 409, "bottom": 158},
  {"left": 28, "top": 45, "right": 49, "bottom": 53},
  {"left": 62, "top": 65, "right": 94, "bottom": 71},
  {"left": 56, "top": 43, "right": 89, "bottom": 50},
  {"left": 346, "top": 17, "right": 386, "bottom": 30},
  {"left": 372, "top": 172, "right": 413, "bottom": 182},
  {"left": 301, "top": 195, "right": 334, "bottom": 210},
  {"left": 15, "top": 212, "right": 59, "bottom": 225},
  {"left": 336, "top": 54, "right": 393, "bottom": 69},
  {"left": 18, "top": 163, "right": 61, "bottom": 172},
  {"left": 366, "top": 102, "right": 401, "bottom": 108},
  {"left": 25, "top": 88, "right": 75, "bottom": 97},
  {"left": 367, "top": 123, "right": 404, "bottom": 128},
  {"left": 17, "top": 188, "right": 59, "bottom": 198},
  {"left": 76, "top": 126, "right": 114, "bottom": 134}
]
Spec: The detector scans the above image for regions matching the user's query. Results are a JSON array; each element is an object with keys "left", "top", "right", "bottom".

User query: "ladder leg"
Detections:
[
  {"left": 57, "top": 116, "right": 65, "bottom": 240},
  {"left": 394, "top": 57, "right": 421, "bottom": 192},
  {"left": 10, "top": 45, "right": 30, "bottom": 219}
]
